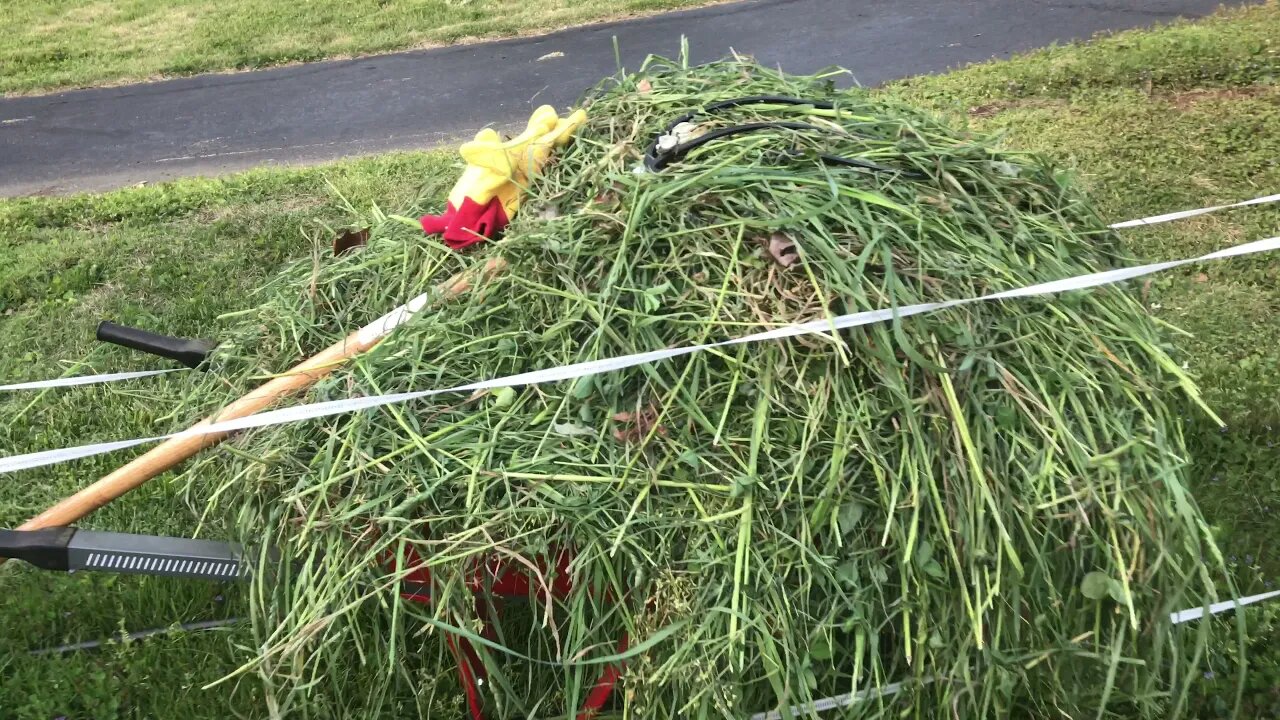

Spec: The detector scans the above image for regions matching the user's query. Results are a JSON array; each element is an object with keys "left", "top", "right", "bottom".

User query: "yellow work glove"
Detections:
[{"left": 421, "top": 106, "right": 587, "bottom": 249}]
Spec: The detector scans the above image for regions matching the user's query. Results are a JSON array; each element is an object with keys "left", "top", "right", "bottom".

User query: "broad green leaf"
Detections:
[
  {"left": 1107, "top": 578, "right": 1130, "bottom": 604},
  {"left": 837, "top": 502, "right": 865, "bottom": 536},
  {"left": 678, "top": 449, "right": 701, "bottom": 468},
  {"left": 1081, "top": 571, "right": 1112, "bottom": 600},
  {"left": 914, "top": 540, "right": 934, "bottom": 567},
  {"left": 493, "top": 387, "right": 516, "bottom": 408},
  {"left": 808, "top": 637, "right": 833, "bottom": 661},
  {"left": 552, "top": 422, "right": 595, "bottom": 437},
  {"left": 570, "top": 376, "right": 593, "bottom": 399},
  {"left": 835, "top": 560, "right": 859, "bottom": 587}
]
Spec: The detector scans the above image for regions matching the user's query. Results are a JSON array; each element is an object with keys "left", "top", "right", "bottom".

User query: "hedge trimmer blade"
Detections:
[{"left": 0, "top": 528, "right": 246, "bottom": 581}]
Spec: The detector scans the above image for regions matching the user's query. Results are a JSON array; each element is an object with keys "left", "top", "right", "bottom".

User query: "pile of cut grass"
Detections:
[{"left": 159, "top": 57, "right": 1233, "bottom": 718}]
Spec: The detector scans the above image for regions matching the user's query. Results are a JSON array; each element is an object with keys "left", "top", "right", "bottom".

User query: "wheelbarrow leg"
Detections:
[
  {"left": 576, "top": 633, "right": 629, "bottom": 720},
  {"left": 447, "top": 634, "right": 489, "bottom": 720}
]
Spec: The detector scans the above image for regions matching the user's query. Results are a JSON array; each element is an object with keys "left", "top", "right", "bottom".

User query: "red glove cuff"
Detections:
[{"left": 420, "top": 196, "right": 510, "bottom": 250}]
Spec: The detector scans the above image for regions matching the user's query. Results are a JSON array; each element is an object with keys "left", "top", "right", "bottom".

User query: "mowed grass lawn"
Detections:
[
  {"left": 0, "top": 0, "right": 709, "bottom": 95},
  {"left": 2, "top": 4, "right": 1279, "bottom": 717}
]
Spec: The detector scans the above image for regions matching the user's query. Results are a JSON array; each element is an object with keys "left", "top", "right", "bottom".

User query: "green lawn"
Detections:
[
  {"left": 0, "top": 0, "right": 710, "bottom": 95},
  {"left": 1, "top": 4, "right": 1279, "bottom": 717}
]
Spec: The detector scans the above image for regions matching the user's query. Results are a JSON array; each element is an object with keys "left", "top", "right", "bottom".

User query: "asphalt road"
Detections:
[{"left": 0, "top": 0, "right": 1245, "bottom": 196}]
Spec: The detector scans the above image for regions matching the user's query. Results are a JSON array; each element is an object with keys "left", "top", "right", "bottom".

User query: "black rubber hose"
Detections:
[
  {"left": 645, "top": 121, "right": 825, "bottom": 170},
  {"left": 643, "top": 96, "right": 920, "bottom": 176},
  {"left": 645, "top": 121, "right": 915, "bottom": 176}
]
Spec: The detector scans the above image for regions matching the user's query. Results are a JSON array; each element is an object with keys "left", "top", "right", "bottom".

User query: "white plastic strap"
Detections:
[
  {"left": 1, "top": 234, "right": 1277, "bottom": 475},
  {"left": 1169, "top": 589, "right": 1280, "bottom": 625},
  {"left": 4, "top": 192, "right": 1273, "bottom": 392},
  {"left": 0, "top": 368, "right": 180, "bottom": 391},
  {"left": 751, "top": 588, "right": 1280, "bottom": 719},
  {"left": 750, "top": 681, "right": 908, "bottom": 720},
  {"left": 1109, "top": 192, "right": 1280, "bottom": 229},
  {"left": 357, "top": 286, "right": 440, "bottom": 346}
]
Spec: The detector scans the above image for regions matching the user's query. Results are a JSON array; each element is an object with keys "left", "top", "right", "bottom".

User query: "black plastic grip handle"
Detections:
[
  {"left": 96, "top": 321, "right": 217, "bottom": 370},
  {"left": 0, "top": 527, "right": 76, "bottom": 570}
]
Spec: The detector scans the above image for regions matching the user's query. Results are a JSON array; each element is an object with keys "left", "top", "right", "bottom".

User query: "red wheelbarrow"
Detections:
[{"left": 2, "top": 526, "right": 628, "bottom": 719}]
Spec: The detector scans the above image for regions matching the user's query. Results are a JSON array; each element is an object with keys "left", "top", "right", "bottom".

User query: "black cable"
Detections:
[
  {"left": 29, "top": 619, "right": 242, "bottom": 656},
  {"left": 816, "top": 152, "right": 912, "bottom": 175},
  {"left": 643, "top": 95, "right": 920, "bottom": 177},
  {"left": 645, "top": 121, "right": 824, "bottom": 171}
]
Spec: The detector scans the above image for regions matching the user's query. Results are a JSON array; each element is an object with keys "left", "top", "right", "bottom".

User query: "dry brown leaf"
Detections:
[
  {"left": 1195, "top": 273, "right": 1209, "bottom": 283},
  {"left": 333, "top": 227, "right": 370, "bottom": 257},
  {"left": 918, "top": 193, "right": 953, "bottom": 212},
  {"left": 612, "top": 406, "right": 667, "bottom": 443},
  {"left": 765, "top": 232, "right": 799, "bottom": 268},
  {"left": 593, "top": 180, "right": 626, "bottom": 208}
]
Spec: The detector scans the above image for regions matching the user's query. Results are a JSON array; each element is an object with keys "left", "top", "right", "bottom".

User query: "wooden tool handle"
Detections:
[
  {"left": 15, "top": 257, "right": 506, "bottom": 534},
  {"left": 18, "top": 335, "right": 365, "bottom": 531}
]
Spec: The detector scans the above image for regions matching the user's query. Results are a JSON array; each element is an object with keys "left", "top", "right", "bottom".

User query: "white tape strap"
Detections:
[
  {"left": 357, "top": 287, "right": 440, "bottom": 346},
  {"left": 753, "top": 589, "right": 1280, "bottom": 719},
  {"left": 0, "top": 437, "right": 164, "bottom": 473},
  {"left": 0, "top": 368, "right": 181, "bottom": 392},
  {"left": 1109, "top": 192, "right": 1280, "bottom": 229},
  {"left": 750, "top": 681, "right": 909, "bottom": 720},
  {"left": 1169, "top": 589, "right": 1280, "bottom": 625},
  {"left": 3, "top": 193, "right": 1273, "bottom": 392},
  {"left": 1, "top": 234, "right": 1277, "bottom": 475}
]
